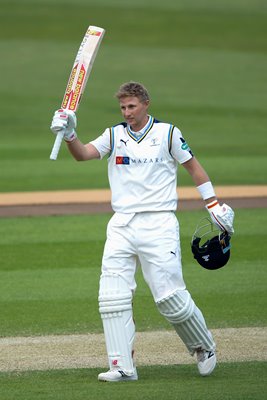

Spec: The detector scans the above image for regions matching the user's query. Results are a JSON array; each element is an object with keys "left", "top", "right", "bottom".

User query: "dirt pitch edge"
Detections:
[{"left": 0, "top": 327, "right": 266, "bottom": 372}]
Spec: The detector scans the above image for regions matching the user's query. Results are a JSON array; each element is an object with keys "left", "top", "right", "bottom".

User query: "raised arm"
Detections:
[
  {"left": 50, "top": 109, "right": 100, "bottom": 161},
  {"left": 66, "top": 139, "right": 100, "bottom": 161}
]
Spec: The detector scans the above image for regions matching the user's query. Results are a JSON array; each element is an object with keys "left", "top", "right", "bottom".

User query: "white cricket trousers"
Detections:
[{"left": 101, "top": 211, "right": 186, "bottom": 302}]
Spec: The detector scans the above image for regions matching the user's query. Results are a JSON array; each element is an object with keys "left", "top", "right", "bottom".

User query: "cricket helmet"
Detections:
[{"left": 191, "top": 218, "right": 231, "bottom": 270}]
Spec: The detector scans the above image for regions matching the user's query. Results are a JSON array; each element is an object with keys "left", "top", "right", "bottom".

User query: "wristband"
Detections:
[{"left": 197, "top": 181, "right": 216, "bottom": 200}]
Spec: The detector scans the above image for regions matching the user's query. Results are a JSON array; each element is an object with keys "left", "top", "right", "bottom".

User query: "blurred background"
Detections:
[{"left": 1, "top": 0, "right": 266, "bottom": 192}]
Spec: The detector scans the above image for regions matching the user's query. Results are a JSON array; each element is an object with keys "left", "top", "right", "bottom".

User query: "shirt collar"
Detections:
[{"left": 127, "top": 115, "right": 153, "bottom": 140}]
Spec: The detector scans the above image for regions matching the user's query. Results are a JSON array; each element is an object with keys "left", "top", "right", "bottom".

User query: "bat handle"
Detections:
[{"left": 50, "top": 130, "right": 65, "bottom": 160}]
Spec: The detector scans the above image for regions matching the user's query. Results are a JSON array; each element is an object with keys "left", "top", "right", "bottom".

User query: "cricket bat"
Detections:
[{"left": 50, "top": 25, "right": 105, "bottom": 160}]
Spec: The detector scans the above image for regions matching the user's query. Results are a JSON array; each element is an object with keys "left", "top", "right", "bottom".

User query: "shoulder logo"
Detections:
[
  {"left": 180, "top": 137, "right": 193, "bottom": 156},
  {"left": 181, "top": 142, "right": 189, "bottom": 150}
]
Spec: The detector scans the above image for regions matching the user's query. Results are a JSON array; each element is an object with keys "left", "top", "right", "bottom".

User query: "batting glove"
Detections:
[
  {"left": 50, "top": 109, "right": 77, "bottom": 142},
  {"left": 206, "top": 200, "right": 235, "bottom": 235}
]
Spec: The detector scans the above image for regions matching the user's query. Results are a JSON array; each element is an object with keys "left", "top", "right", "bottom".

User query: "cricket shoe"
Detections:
[
  {"left": 196, "top": 349, "right": 216, "bottom": 376},
  {"left": 98, "top": 368, "right": 138, "bottom": 382}
]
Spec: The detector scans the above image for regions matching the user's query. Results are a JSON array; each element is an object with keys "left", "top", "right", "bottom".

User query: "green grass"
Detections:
[
  {"left": 0, "top": 208, "right": 266, "bottom": 337},
  {"left": 0, "top": 1, "right": 266, "bottom": 398},
  {"left": 0, "top": 363, "right": 266, "bottom": 400},
  {"left": 0, "top": 0, "right": 266, "bottom": 191}
]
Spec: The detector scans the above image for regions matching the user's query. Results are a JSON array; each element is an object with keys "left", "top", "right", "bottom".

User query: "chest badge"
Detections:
[{"left": 150, "top": 138, "right": 160, "bottom": 146}]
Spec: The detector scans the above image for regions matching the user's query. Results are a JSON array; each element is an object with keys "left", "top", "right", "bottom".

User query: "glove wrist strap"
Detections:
[
  {"left": 206, "top": 200, "right": 219, "bottom": 209},
  {"left": 64, "top": 131, "right": 77, "bottom": 143}
]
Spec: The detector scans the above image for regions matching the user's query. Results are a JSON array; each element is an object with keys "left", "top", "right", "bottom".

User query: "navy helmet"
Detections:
[{"left": 191, "top": 218, "right": 231, "bottom": 270}]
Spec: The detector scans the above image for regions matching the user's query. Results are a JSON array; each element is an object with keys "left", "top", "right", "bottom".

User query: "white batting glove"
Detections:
[
  {"left": 206, "top": 200, "right": 235, "bottom": 235},
  {"left": 50, "top": 109, "right": 77, "bottom": 142}
]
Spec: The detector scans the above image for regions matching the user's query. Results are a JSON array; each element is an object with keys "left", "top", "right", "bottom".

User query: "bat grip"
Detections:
[{"left": 50, "top": 130, "right": 65, "bottom": 160}]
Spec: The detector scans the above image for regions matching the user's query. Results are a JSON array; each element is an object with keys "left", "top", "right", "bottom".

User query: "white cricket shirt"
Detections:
[{"left": 90, "top": 116, "right": 193, "bottom": 213}]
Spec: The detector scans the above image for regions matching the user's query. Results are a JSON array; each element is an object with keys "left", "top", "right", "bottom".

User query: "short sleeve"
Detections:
[
  {"left": 90, "top": 128, "right": 112, "bottom": 159},
  {"left": 169, "top": 126, "right": 194, "bottom": 164}
]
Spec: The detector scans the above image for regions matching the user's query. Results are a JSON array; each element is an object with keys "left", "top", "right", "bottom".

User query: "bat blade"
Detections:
[{"left": 50, "top": 25, "right": 105, "bottom": 160}]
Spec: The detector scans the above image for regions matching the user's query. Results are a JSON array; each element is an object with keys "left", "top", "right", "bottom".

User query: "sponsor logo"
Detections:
[
  {"left": 68, "top": 65, "right": 86, "bottom": 110},
  {"left": 120, "top": 139, "right": 129, "bottom": 146},
  {"left": 131, "top": 157, "right": 163, "bottom": 164},
  {"left": 116, "top": 156, "right": 130, "bottom": 165},
  {"left": 180, "top": 137, "right": 193, "bottom": 156},
  {"left": 88, "top": 28, "right": 102, "bottom": 36},
  {"left": 62, "top": 65, "right": 78, "bottom": 108},
  {"left": 115, "top": 156, "right": 164, "bottom": 165},
  {"left": 112, "top": 359, "right": 118, "bottom": 366},
  {"left": 181, "top": 142, "right": 189, "bottom": 150},
  {"left": 75, "top": 29, "right": 102, "bottom": 62}
]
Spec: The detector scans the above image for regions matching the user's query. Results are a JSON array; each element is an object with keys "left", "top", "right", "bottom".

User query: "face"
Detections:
[{"left": 119, "top": 96, "right": 149, "bottom": 132}]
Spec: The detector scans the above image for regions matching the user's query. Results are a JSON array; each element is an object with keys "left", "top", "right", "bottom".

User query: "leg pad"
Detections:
[
  {"left": 157, "top": 290, "right": 215, "bottom": 355},
  {"left": 99, "top": 272, "right": 135, "bottom": 374}
]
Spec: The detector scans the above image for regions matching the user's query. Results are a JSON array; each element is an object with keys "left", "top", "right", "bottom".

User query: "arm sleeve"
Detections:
[
  {"left": 90, "top": 128, "right": 112, "bottom": 159},
  {"left": 169, "top": 126, "right": 194, "bottom": 164}
]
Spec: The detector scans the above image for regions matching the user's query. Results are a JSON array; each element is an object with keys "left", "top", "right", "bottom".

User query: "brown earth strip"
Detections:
[
  {"left": 0, "top": 186, "right": 266, "bottom": 217},
  {"left": 0, "top": 197, "right": 266, "bottom": 218}
]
